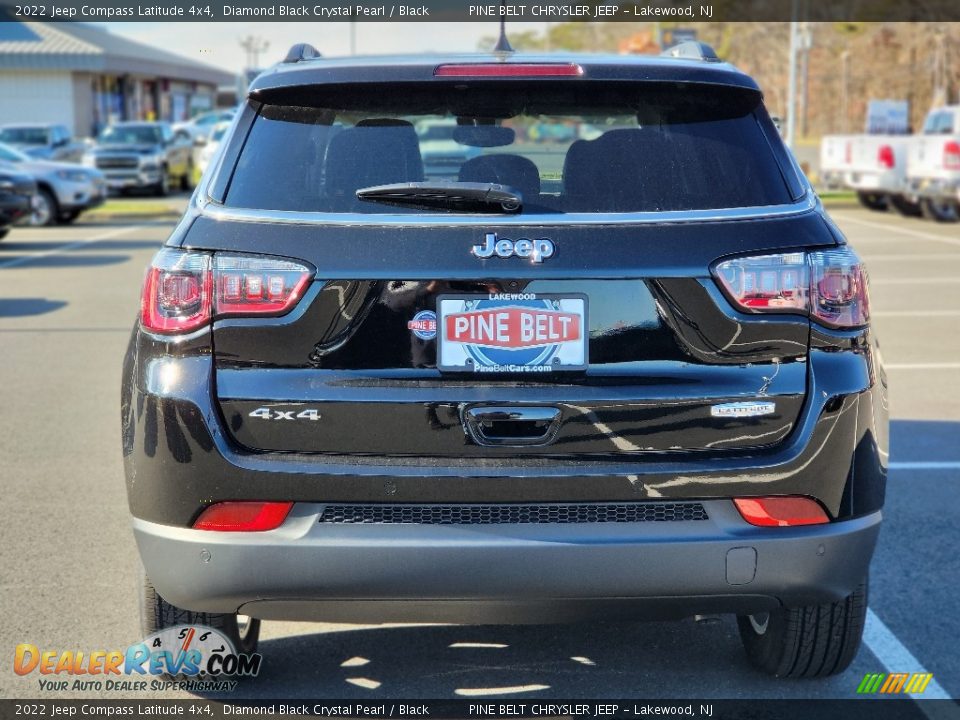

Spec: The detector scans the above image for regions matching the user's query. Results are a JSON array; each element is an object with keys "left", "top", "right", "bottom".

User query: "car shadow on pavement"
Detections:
[
  {"left": 0, "top": 240, "right": 161, "bottom": 252},
  {"left": 74, "top": 219, "right": 181, "bottom": 228},
  {"left": 0, "top": 298, "right": 68, "bottom": 317},
  {"left": 0, "top": 254, "right": 129, "bottom": 268},
  {"left": 196, "top": 618, "right": 860, "bottom": 700}
]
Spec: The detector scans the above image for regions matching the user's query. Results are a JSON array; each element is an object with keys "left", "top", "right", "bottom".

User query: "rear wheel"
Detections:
[
  {"left": 139, "top": 569, "right": 260, "bottom": 656},
  {"left": 737, "top": 579, "right": 867, "bottom": 678},
  {"left": 23, "top": 188, "right": 58, "bottom": 226},
  {"left": 921, "top": 198, "right": 960, "bottom": 223},
  {"left": 889, "top": 195, "right": 923, "bottom": 217},
  {"left": 856, "top": 191, "right": 888, "bottom": 211}
]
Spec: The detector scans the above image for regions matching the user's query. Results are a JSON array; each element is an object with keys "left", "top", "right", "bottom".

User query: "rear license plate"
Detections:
[{"left": 437, "top": 293, "right": 587, "bottom": 373}]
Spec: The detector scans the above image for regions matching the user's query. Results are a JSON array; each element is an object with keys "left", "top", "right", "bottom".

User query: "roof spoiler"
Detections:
[
  {"left": 283, "top": 43, "right": 322, "bottom": 64},
  {"left": 660, "top": 41, "right": 720, "bottom": 62}
]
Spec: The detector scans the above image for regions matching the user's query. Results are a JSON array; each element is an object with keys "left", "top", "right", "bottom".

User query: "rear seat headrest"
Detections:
[
  {"left": 458, "top": 154, "right": 541, "bottom": 201},
  {"left": 562, "top": 128, "right": 674, "bottom": 211},
  {"left": 324, "top": 120, "right": 424, "bottom": 204}
]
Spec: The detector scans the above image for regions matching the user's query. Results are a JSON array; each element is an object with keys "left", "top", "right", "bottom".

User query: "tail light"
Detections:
[
  {"left": 712, "top": 246, "right": 870, "bottom": 329},
  {"left": 944, "top": 141, "right": 960, "bottom": 171},
  {"left": 734, "top": 497, "right": 829, "bottom": 527},
  {"left": 877, "top": 144, "right": 895, "bottom": 169},
  {"left": 193, "top": 501, "right": 294, "bottom": 531},
  {"left": 215, "top": 254, "right": 313, "bottom": 315},
  {"left": 141, "top": 251, "right": 212, "bottom": 334},
  {"left": 140, "top": 249, "right": 313, "bottom": 334}
]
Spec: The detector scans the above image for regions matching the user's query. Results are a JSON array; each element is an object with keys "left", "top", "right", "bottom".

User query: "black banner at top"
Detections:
[{"left": 1, "top": 0, "right": 960, "bottom": 22}]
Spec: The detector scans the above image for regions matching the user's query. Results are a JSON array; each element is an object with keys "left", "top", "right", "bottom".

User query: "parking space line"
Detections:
[
  {"left": 864, "top": 609, "right": 952, "bottom": 706},
  {"left": 0, "top": 226, "right": 144, "bottom": 269},
  {"left": 862, "top": 254, "right": 960, "bottom": 261},
  {"left": 885, "top": 362, "right": 960, "bottom": 370},
  {"left": 833, "top": 213, "right": 960, "bottom": 249},
  {"left": 873, "top": 311, "right": 960, "bottom": 317},
  {"left": 889, "top": 461, "right": 960, "bottom": 470},
  {"left": 870, "top": 277, "right": 960, "bottom": 285}
]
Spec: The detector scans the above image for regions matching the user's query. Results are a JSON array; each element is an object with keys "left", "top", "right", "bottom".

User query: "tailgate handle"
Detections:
[{"left": 463, "top": 406, "right": 562, "bottom": 447}]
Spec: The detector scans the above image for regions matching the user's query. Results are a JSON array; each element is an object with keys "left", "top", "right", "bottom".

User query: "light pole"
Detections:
[
  {"left": 840, "top": 50, "right": 850, "bottom": 133},
  {"left": 239, "top": 35, "right": 270, "bottom": 71},
  {"left": 799, "top": 23, "right": 812, "bottom": 139},
  {"left": 786, "top": 18, "right": 799, "bottom": 149}
]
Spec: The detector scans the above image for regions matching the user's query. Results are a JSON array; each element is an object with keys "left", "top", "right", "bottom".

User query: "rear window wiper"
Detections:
[{"left": 355, "top": 181, "right": 522, "bottom": 214}]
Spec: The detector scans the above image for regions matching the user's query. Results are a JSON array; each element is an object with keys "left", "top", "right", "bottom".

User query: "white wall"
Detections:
[{"left": 0, "top": 70, "right": 75, "bottom": 131}]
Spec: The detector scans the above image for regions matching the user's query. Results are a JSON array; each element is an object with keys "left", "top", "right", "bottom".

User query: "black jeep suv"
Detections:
[{"left": 122, "top": 43, "right": 887, "bottom": 678}]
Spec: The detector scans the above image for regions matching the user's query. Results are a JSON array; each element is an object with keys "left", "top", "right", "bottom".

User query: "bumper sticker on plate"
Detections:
[
  {"left": 437, "top": 293, "right": 587, "bottom": 373},
  {"left": 407, "top": 310, "right": 438, "bottom": 340}
]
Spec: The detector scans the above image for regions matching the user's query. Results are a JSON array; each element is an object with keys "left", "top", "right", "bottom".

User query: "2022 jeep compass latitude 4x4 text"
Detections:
[{"left": 122, "top": 42, "right": 887, "bottom": 678}]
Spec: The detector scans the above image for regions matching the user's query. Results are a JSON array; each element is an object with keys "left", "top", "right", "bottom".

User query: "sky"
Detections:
[{"left": 98, "top": 22, "right": 555, "bottom": 74}]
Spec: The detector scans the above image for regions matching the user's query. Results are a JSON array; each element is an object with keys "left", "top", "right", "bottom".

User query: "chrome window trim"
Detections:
[{"left": 194, "top": 187, "right": 820, "bottom": 227}]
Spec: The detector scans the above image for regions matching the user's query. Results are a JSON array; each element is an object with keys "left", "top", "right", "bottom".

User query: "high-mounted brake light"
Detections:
[
  {"left": 712, "top": 246, "right": 870, "bottom": 329},
  {"left": 193, "top": 501, "right": 294, "bottom": 531},
  {"left": 877, "top": 144, "right": 895, "bottom": 170},
  {"left": 944, "top": 140, "right": 960, "bottom": 171},
  {"left": 140, "top": 249, "right": 313, "bottom": 334},
  {"left": 434, "top": 63, "right": 584, "bottom": 78},
  {"left": 734, "top": 497, "right": 829, "bottom": 527}
]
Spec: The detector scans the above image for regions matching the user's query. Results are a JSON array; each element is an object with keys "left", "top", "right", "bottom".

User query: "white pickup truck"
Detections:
[
  {"left": 905, "top": 106, "right": 960, "bottom": 222},
  {"left": 819, "top": 133, "right": 917, "bottom": 215}
]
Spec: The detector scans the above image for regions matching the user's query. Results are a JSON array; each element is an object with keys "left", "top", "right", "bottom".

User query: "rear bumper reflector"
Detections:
[
  {"left": 734, "top": 496, "right": 830, "bottom": 527},
  {"left": 193, "top": 501, "right": 294, "bottom": 531}
]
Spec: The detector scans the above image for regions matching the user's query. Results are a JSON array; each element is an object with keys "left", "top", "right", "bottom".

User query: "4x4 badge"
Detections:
[{"left": 472, "top": 233, "right": 555, "bottom": 263}]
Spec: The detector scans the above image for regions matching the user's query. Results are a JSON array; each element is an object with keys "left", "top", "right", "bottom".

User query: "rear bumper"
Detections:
[
  {"left": 906, "top": 176, "right": 960, "bottom": 201},
  {"left": 103, "top": 169, "right": 162, "bottom": 190},
  {"left": 844, "top": 170, "right": 903, "bottom": 194},
  {"left": 134, "top": 503, "right": 881, "bottom": 622}
]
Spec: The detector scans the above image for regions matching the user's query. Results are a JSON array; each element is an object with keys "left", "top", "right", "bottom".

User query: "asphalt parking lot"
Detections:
[{"left": 1, "top": 204, "right": 958, "bottom": 705}]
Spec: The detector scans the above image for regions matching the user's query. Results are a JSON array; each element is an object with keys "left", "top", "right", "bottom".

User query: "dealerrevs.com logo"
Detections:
[{"left": 14, "top": 625, "right": 261, "bottom": 692}]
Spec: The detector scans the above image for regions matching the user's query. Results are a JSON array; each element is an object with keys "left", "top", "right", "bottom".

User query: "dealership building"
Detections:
[{"left": 0, "top": 21, "right": 235, "bottom": 137}]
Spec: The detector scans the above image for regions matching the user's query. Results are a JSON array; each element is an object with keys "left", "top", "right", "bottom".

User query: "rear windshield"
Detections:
[
  {"left": 0, "top": 127, "right": 49, "bottom": 145},
  {"left": 99, "top": 125, "right": 162, "bottom": 145},
  {"left": 224, "top": 82, "right": 794, "bottom": 215}
]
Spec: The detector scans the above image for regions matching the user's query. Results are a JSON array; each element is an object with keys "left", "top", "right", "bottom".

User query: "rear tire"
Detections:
[
  {"left": 920, "top": 198, "right": 960, "bottom": 223},
  {"left": 23, "top": 188, "right": 58, "bottom": 226},
  {"left": 0, "top": 227, "right": 9, "bottom": 241},
  {"left": 139, "top": 569, "right": 260, "bottom": 656},
  {"left": 856, "top": 191, "right": 888, "bottom": 211},
  {"left": 737, "top": 579, "right": 867, "bottom": 678},
  {"left": 889, "top": 195, "right": 923, "bottom": 217}
]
